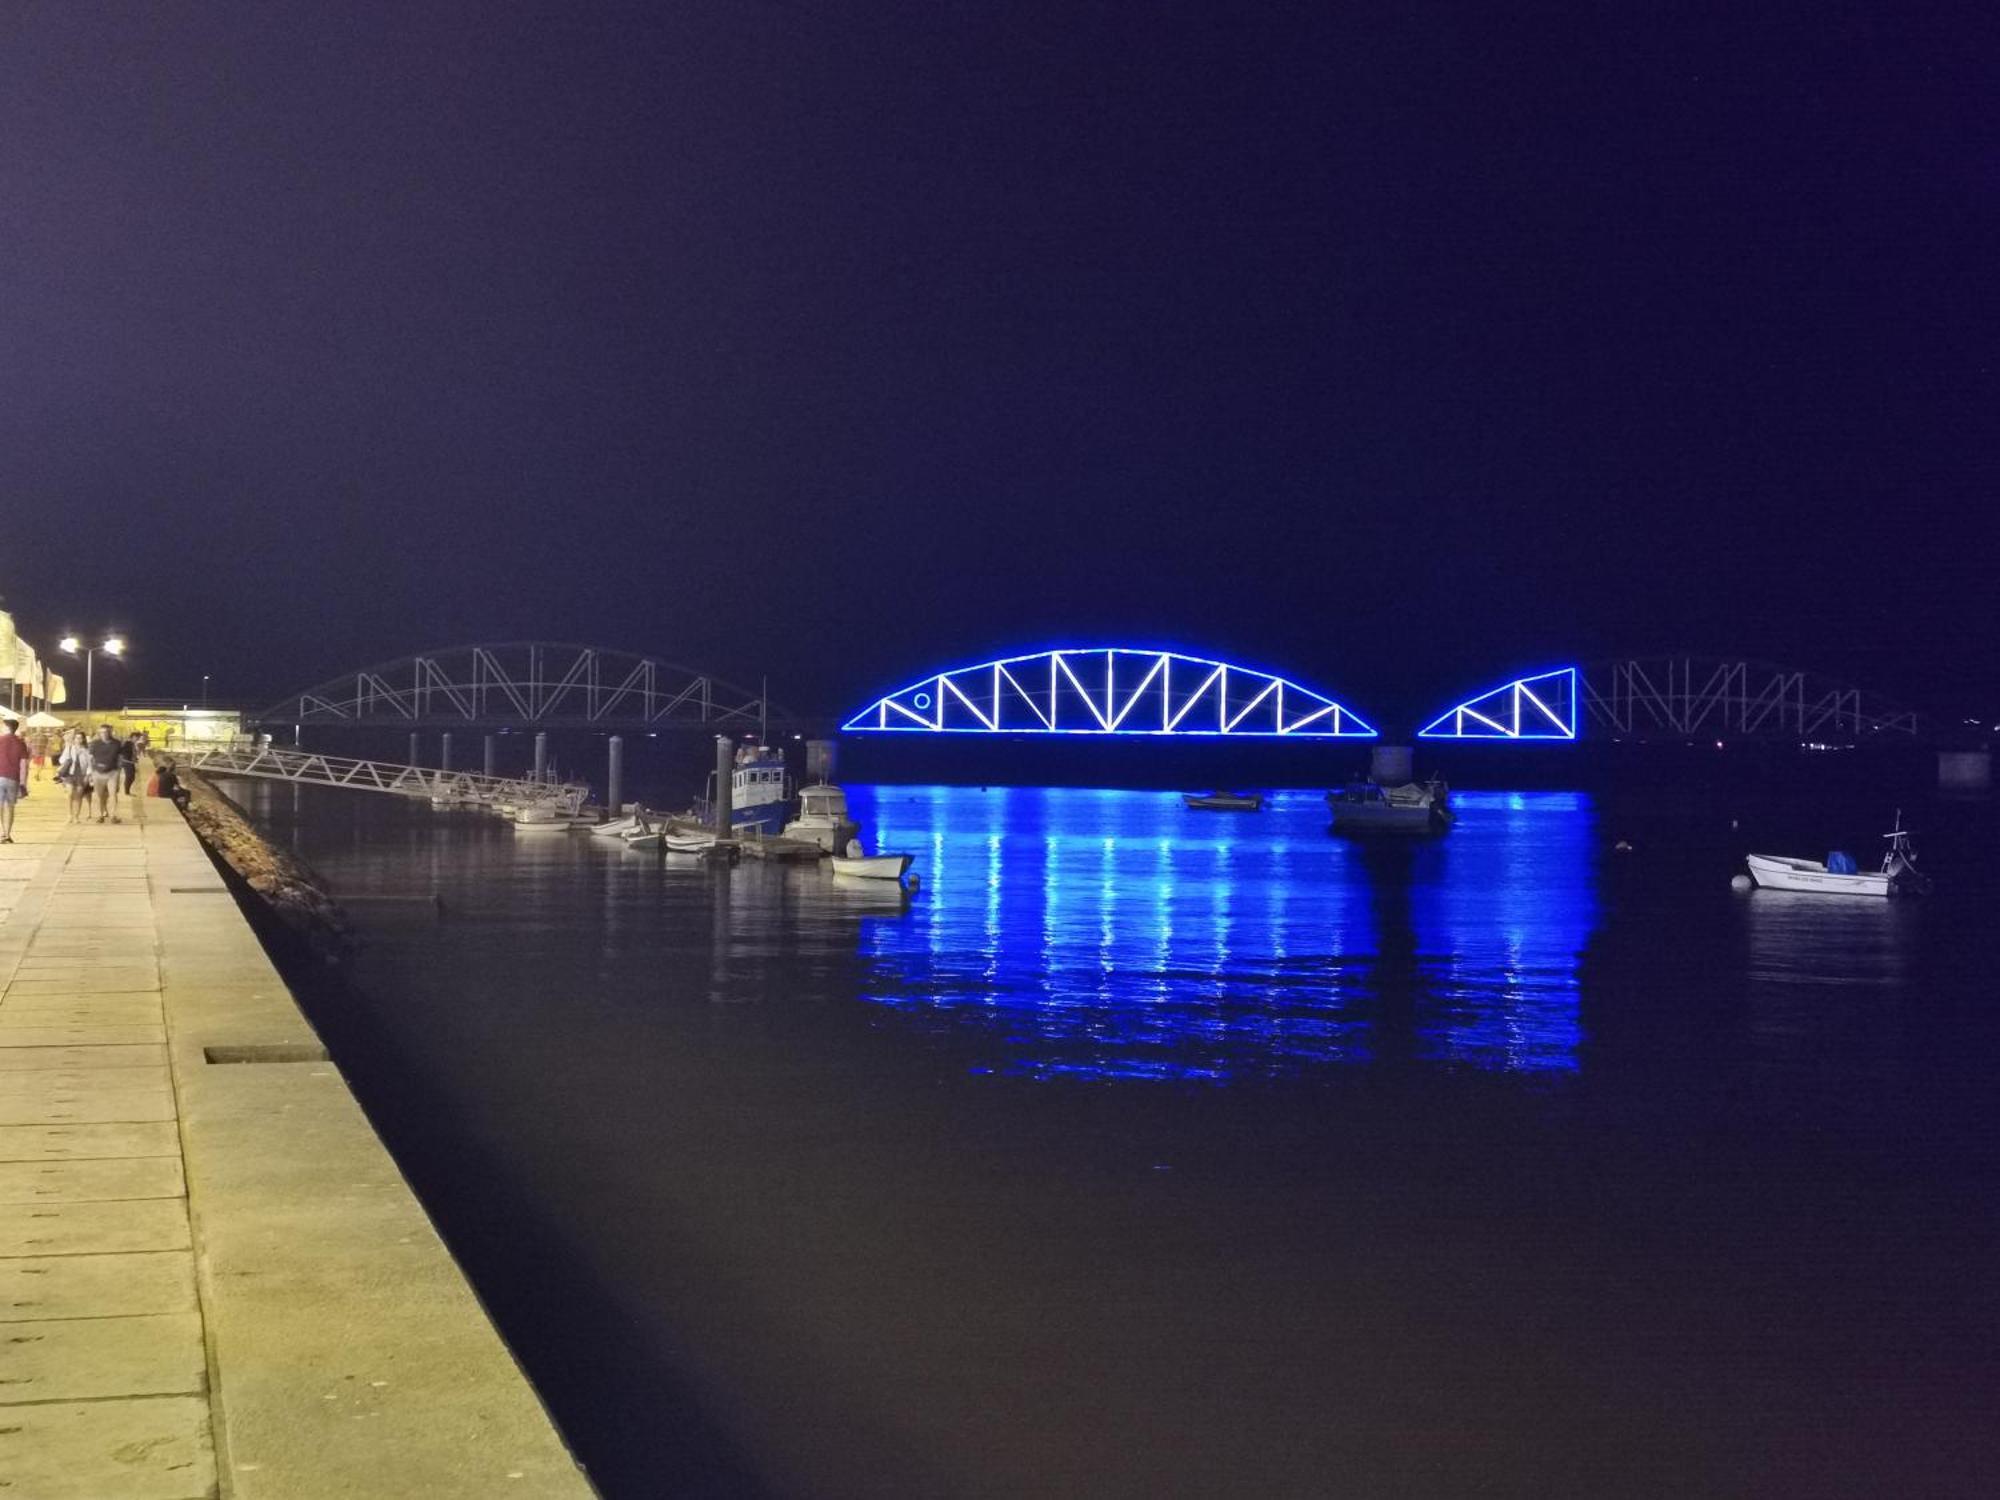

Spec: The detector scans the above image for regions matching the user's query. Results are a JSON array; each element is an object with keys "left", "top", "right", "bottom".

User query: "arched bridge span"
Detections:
[
  {"left": 844, "top": 648, "right": 1375, "bottom": 737},
  {"left": 255, "top": 643, "right": 794, "bottom": 732}
]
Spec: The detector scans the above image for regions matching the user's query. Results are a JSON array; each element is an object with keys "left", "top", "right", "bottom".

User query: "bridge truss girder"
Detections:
[
  {"left": 257, "top": 643, "right": 788, "bottom": 732},
  {"left": 1577, "top": 658, "right": 1925, "bottom": 743}
]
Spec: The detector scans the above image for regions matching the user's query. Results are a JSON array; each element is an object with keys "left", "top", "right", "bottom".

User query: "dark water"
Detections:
[{"left": 235, "top": 780, "right": 2000, "bottom": 1499}]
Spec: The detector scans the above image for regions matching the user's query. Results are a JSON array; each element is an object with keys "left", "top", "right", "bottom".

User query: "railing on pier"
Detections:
[{"left": 169, "top": 741, "right": 589, "bottom": 813}]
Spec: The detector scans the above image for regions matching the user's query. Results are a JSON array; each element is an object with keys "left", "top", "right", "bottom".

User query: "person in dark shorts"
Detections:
[
  {"left": 0, "top": 717, "right": 27, "bottom": 843},
  {"left": 87, "top": 724, "right": 124, "bottom": 823}
]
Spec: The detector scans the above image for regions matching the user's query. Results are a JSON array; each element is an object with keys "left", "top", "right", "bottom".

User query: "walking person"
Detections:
[
  {"left": 0, "top": 716, "right": 27, "bottom": 844},
  {"left": 58, "top": 730, "right": 91, "bottom": 824},
  {"left": 121, "top": 732, "right": 144, "bottom": 823},
  {"left": 87, "top": 724, "right": 124, "bottom": 824}
]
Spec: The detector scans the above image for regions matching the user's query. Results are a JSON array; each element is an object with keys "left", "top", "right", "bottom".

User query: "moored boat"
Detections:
[
  {"left": 1185, "top": 790, "right": 1262, "bottom": 811},
  {"left": 1745, "top": 815, "right": 1928, "bottom": 897},
  {"left": 512, "top": 804, "right": 576, "bottom": 832},
  {"left": 830, "top": 847, "right": 914, "bottom": 881},
  {"left": 1326, "top": 778, "right": 1452, "bottom": 833},
  {"left": 708, "top": 744, "right": 792, "bottom": 835},
  {"left": 784, "top": 783, "right": 860, "bottom": 854}
]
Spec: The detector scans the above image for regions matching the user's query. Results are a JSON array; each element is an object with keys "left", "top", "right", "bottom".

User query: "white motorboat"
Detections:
[
  {"left": 1745, "top": 815, "right": 1927, "bottom": 897},
  {"left": 784, "top": 784, "right": 860, "bottom": 854},
  {"left": 830, "top": 840, "right": 914, "bottom": 882},
  {"left": 592, "top": 813, "right": 646, "bottom": 838},
  {"left": 1185, "top": 790, "right": 1262, "bottom": 811},
  {"left": 512, "top": 804, "right": 576, "bottom": 832},
  {"left": 1326, "top": 778, "right": 1452, "bottom": 833},
  {"left": 663, "top": 830, "right": 719, "bottom": 854},
  {"left": 621, "top": 830, "right": 665, "bottom": 851}
]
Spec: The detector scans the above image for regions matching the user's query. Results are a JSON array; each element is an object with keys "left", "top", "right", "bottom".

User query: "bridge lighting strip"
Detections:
[
  {"left": 1418, "top": 667, "right": 1578, "bottom": 740},
  {"left": 842, "top": 648, "right": 1376, "bottom": 736}
]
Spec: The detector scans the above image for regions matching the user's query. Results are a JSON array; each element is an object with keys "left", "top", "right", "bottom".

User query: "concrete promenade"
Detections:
[{"left": 0, "top": 774, "right": 594, "bottom": 1498}]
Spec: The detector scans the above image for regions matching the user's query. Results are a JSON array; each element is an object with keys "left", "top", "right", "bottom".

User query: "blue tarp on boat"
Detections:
[{"left": 1827, "top": 850, "right": 1859, "bottom": 874}]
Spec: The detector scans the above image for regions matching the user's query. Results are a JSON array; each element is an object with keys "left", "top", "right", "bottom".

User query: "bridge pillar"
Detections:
[
  {"left": 533, "top": 732, "right": 548, "bottom": 780},
  {"left": 439, "top": 732, "right": 453, "bottom": 772},
  {"left": 483, "top": 735, "right": 496, "bottom": 778},
  {"left": 607, "top": 736, "right": 625, "bottom": 815},
  {"left": 408, "top": 731, "right": 420, "bottom": 768},
  {"left": 1370, "top": 744, "right": 1414, "bottom": 784},
  {"left": 1938, "top": 749, "right": 1991, "bottom": 793},
  {"left": 713, "top": 735, "right": 733, "bottom": 837},
  {"left": 806, "top": 739, "right": 838, "bottom": 784}
]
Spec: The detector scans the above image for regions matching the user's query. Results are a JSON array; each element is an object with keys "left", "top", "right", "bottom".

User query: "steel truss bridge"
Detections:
[
  {"left": 174, "top": 742, "right": 588, "bottom": 812},
  {"left": 842, "top": 648, "right": 1375, "bottom": 737},
  {"left": 1418, "top": 657, "right": 1929, "bottom": 744},
  {"left": 255, "top": 643, "right": 791, "bottom": 732}
]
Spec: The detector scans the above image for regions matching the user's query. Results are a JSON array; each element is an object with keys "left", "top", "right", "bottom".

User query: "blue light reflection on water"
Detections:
[{"left": 845, "top": 786, "right": 1598, "bottom": 1081}]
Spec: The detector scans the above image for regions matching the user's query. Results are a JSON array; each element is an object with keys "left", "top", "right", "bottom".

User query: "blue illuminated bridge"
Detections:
[
  {"left": 844, "top": 651, "right": 1933, "bottom": 746},
  {"left": 843, "top": 649, "right": 1376, "bottom": 737}
]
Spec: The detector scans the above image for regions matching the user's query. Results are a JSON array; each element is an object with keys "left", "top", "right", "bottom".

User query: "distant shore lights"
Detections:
[
  {"left": 1418, "top": 667, "right": 1578, "bottom": 740},
  {"left": 844, "top": 649, "right": 1377, "bottom": 737}
]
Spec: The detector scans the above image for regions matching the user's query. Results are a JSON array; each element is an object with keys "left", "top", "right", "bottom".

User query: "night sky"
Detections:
[{"left": 3, "top": 2, "right": 1992, "bottom": 721}]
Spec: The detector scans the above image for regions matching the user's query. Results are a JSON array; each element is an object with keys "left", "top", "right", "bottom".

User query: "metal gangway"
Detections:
[{"left": 169, "top": 741, "right": 589, "bottom": 813}]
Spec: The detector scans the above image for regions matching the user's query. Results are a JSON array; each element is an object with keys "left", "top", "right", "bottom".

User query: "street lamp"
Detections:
[
  {"left": 57, "top": 635, "right": 127, "bottom": 717},
  {"left": 201, "top": 674, "right": 210, "bottom": 708}
]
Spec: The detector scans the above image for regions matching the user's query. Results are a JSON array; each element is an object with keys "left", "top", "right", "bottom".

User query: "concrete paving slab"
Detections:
[
  {"left": 0, "top": 1026, "right": 168, "bottom": 1047},
  {"left": 0, "top": 1312, "right": 206, "bottom": 1403},
  {"left": 0, "top": 1250, "right": 197, "bottom": 1320},
  {"left": 0, "top": 1065, "right": 172, "bottom": 1096},
  {"left": 0, "top": 1195, "right": 190, "bottom": 1256},
  {"left": 0, "top": 1012, "right": 167, "bottom": 1028},
  {"left": 0, "top": 1090, "right": 176, "bottom": 1125},
  {"left": 9, "top": 971, "right": 161, "bottom": 987},
  {"left": 0, "top": 1045, "right": 167, "bottom": 1071},
  {"left": 0, "top": 1122, "right": 181, "bottom": 1161},
  {"left": 4, "top": 968, "right": 161, "bottom": 992},
  {"left": 0, "top": 998, "right": 165, "bottom": 1018},
  {"left": 13, "top": 953, "right": 156, "bottom": 966},
  {"left": 0, "top": 1392, "right": 213, "bottom": 1499},
  {"left": 0, "top": 1157, "right": 185, "bottom": 1204},
  {"left": 0, "top": 1004, "right": 165, "bottom": 1026}
]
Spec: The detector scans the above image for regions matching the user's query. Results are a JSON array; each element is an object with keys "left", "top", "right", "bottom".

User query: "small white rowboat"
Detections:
[
  {"left": 1744, "top": 815, "right": 1927, "bottom": 898},
  {"left": 1743, "top": 854, "right": 1891, "bottom": 897},
  {"left": 1185, "top": 791, "right": 1262, "bottom": 811},
  {"left": 831, "top": 852, "right": 914, "bottom": 881}
]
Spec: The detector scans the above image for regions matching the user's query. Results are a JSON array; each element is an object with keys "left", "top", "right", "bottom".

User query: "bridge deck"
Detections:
[{"left": 169, "top": 742, "right": 589, "bottom": 812}]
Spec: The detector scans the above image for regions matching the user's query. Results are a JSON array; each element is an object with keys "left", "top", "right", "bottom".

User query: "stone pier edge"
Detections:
[{"left": 155, "top": 791, "right": 598, "bottom": 1498}]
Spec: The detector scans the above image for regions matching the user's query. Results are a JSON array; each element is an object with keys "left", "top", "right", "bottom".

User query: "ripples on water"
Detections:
[
  {"left": 238, "top": 778, "right": 2000, "bottom": 1498},
  {"left": 849, "top": 787, "right": 1598, "bottom": 1079}
]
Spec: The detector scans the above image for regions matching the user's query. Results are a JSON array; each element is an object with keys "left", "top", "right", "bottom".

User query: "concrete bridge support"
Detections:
[
  {"left": 408, "top": 731, "right": 420, "bottom": 768},
  {"left": 713, "top": 735, "right": 733, "bottom": 836},
  {"left": 483, "top": 735, "right": 496, "bottom": 778},
  {"left": 1939, "top": 749, "right": 1991, "bottom": 793},
  {"left": 533, "top": 732, "right": 548, "bottom": 780},
  {"left": 1371, "top": 744, "right": 1414, "bottom": 784},
  {"left": 439, "top": 731, "right": 453, "bottom": 772},
  {"left": 607, "top": 735, "right": 625, "bottom": 815}
]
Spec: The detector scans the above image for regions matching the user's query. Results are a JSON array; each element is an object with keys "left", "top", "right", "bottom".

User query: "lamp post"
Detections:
[
  {"left": 202, "top": 675, "right": 210, "bottom": 708},
  {"left": 58, "top": 635, "right": 126, "bottom": 717}
]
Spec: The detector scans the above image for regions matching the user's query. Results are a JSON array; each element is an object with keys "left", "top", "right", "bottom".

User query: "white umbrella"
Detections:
[{"left": 22, "top": 711, "right": 66, "bottom": 728}]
